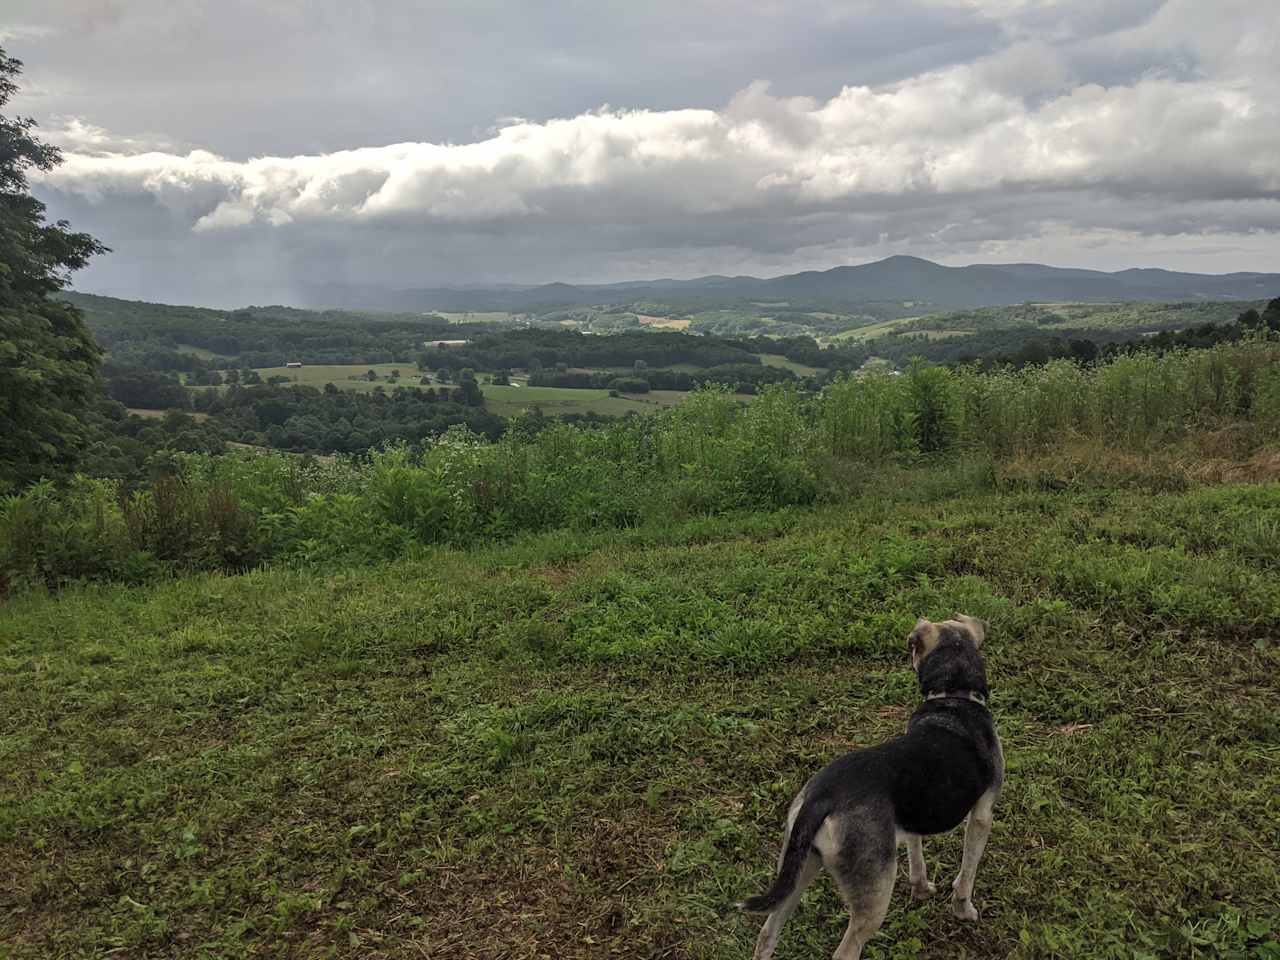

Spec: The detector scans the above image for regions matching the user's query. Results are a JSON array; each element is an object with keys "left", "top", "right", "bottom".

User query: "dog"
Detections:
[{"left": 736, "top": 614, "right": 1003, "bottom": 960}]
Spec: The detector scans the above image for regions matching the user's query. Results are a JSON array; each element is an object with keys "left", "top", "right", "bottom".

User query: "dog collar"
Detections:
[{"left": 925, "top": 690, "right": 988, "bottom": 705}]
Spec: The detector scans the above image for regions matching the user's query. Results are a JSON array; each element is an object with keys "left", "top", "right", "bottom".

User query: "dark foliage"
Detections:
[{"left": 0, "top": 50, "right": 107, "bottom": 490}]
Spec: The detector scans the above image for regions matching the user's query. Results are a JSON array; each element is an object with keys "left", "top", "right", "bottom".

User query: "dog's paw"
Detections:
[
  {"left": 911, "top": 881, "right": 936, "bottom": 900},
  {"left": 951, "top": 897, "right": 980, "bottom": 922}
]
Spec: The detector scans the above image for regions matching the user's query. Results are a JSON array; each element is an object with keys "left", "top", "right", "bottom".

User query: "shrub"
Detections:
[{"left": 0, "top": 476, "right": 131, "bottom": 588}]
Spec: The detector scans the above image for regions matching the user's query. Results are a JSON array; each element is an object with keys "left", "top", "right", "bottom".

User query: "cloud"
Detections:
[
  {"left": 16, "top": 0, "right": 1280, "bottom": 301},
  {"left": 37, "top": 60, "right": 1280, "bottom": 229}
]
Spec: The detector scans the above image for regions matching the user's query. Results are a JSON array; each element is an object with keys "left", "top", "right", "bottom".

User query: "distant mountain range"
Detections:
[{"left": 298, "top": 256, "right": 1280, "bottom": 313}]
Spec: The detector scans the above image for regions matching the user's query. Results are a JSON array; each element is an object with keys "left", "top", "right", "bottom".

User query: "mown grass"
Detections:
[
  {"left": 250, "top": 364, "right": 415, "bottom": 393},
  {"left": 3, "top": 471, "right": 1278, "bottom": 959}
]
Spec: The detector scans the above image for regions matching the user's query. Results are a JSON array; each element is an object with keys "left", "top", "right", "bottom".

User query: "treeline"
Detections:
[
  {"left": 188, "top": 383, "right": 504, "bottom": 454},
  {"left": 982, "top": 297, "right": 1280, "bottom": 367},
  {"left": 528, "top": 362, "right": 800, "bottom": 394},
  {"left": 829, "top": 299, "right": 1280, "bottom": 371},
  {"left": 71, "top": 371, "right": 502, "bottom": 483},
  {"left": 417, "top": 328, "right": 764, "bottom": 373},
  {"left": 68, "top": 292, "right": 489, "bottom": 369}
]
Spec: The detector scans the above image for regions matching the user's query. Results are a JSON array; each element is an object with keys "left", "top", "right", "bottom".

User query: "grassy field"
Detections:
[
  {"left": 829, "top": 317, "right": 925, "bottom": 342},
  {"left": 3, "top": 468, "right": 1278, "bottom": 959},
  {"left": 251, "top": 363, "right": 414, "bottom": 392}
]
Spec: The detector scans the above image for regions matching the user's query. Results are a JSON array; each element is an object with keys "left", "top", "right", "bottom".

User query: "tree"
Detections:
[
  {"left": 457, "top": 379, "right": 483, "bottom": 406},
  {"left": 0, "top": 49, "right": 108, "bottom": 491}
]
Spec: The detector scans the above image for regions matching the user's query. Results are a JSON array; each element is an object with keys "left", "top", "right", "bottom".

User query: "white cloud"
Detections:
[{"left": 37, "top": 58, "right": 1280, "bottom": 235}]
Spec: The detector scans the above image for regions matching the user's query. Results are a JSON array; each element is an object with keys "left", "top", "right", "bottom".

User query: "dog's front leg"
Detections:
[
  {"left": 951, "top": 789, "right": 997, "bottom": 921},
  {"left": 904, "top": 834, "right": 935, "bottom": 898}
]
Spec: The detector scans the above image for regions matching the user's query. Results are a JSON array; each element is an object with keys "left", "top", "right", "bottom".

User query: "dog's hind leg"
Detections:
[
  {"left": 752, "top": 853, "right": 820, "bottom": 960},
  {"left": 830, "top": 855, "right": 895, "bottom": 960},
  {"left": 820, "top": 811, "right": 896, "bottom": 960},
  {"left": 903, "top": 832, "right": 935, "bottom": 899},
  {"left": 951, "top": 787, "right": 998, "bottom": 922}
]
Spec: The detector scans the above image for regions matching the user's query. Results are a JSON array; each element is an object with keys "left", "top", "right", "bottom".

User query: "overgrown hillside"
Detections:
[{"left": 3, "top": 466, "right": 1278, "bottom": 958}]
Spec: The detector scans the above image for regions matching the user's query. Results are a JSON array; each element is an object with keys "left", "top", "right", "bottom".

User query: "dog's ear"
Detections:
[
  {"left": 908, "top": 618, "right": 940, "bottom": 668},
  {"left": 954, "top": 613, "right": 987, "bottom": 648}
]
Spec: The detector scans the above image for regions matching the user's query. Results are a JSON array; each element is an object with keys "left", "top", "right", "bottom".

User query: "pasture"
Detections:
[{"left": 250, "top": 363, "right": 415, "bottom": 392}]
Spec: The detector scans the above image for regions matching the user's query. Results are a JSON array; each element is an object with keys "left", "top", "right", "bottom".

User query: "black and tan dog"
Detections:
[{"left": 736, "top": 615, "right": 1003, "bottom": 960}]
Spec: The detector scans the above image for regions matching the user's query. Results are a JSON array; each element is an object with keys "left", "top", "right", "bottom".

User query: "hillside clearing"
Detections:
[{"left": 2, "top": 473, "right": 1277, "bottom": 959}]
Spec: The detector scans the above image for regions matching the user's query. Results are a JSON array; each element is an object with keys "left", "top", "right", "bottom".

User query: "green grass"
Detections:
[
  {"left": 829, "top": 317, "right": 925, "bottom": 342},
  {"left": 251, "top": 363, "right": 414, "bottom": 392},
  {"left": 3, "top": 473, "right": 1279, "bottom": 959}
]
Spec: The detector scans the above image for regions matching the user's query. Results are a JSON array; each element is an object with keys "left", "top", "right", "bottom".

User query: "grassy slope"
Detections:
[{"left": 3, "top": 477, "right": 1279, "bottom": 959}]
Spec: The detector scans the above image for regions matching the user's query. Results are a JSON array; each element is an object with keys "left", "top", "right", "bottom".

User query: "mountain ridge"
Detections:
[{"left": 293, "top": 255, "right": 1280, "bottom": 313}]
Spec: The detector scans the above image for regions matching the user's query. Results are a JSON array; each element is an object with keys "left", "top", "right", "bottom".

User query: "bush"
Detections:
[
  {"left": 0, "top": 477, "right": 132, "bottom": 588},
  {"left": 608, "top": 377, "right": 651, "bottom": 394}
]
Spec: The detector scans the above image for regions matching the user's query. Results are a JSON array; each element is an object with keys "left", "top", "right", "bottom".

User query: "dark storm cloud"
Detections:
[{"left": 7, "top": 0, "right": 1280, "bottom": 304}]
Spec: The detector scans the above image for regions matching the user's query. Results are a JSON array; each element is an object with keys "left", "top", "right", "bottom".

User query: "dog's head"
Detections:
[
  {"left": 907, "top": 614, "right": 985, "bottom": 669},
  {"left": 907, "top": 614, "right": 989, "bottom": 699}
]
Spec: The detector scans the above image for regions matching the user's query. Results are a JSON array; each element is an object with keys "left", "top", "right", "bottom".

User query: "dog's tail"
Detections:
[{"left": 734, "top": 797, "right": 830, "bottom": 914}]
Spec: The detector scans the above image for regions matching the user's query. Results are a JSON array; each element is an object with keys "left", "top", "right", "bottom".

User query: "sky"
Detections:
[{"left": 6, "top": 0, "right": 1279, "bottom": 307}]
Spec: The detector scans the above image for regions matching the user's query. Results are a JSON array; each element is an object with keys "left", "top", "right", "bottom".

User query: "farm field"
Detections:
[
  {"left": 636, "top": 313, "right": 692, "bottom": 330},
  {"left": 829, "top": 317, "right": 924, "bottom": 341},
  {"left": 2, "top": 472, "right": 1277, "bottom": 958},
  {"left": 250, "top": 363, "right": 416, "bottom": 392}
]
